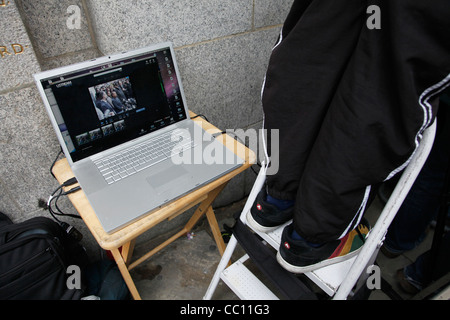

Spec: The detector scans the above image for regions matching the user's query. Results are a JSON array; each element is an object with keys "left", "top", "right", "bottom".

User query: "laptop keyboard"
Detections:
[{"left": 94, "top": 129, "right": 195, "bottom": 185}]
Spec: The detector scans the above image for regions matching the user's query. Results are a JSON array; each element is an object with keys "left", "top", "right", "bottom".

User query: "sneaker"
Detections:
[
  {"left": 246, "top": 189, "right": 294, "bottom": 233},
  {"left": 277, "top": 220, "right": 371, "bottom": 274}
]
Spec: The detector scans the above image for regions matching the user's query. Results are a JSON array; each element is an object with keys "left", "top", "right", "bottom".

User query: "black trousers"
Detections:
[{"left": 262, "top": 0, "right": 450, "bottom": 243}]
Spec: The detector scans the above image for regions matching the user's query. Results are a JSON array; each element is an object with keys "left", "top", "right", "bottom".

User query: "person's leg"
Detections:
[
  {"left": 262, "top": 0, "right": 367, "bottom": 200},
  {"left": 278, "top": 0, "right": 450, "bottom": 272},
  {"left": 398, "top": 232, "right": 450, "bottom": 294},
  {"left": 248, "top": 0, "right": 367, "bottom": 232},
  {"left": 291, "top": 0, "right": 448, "bottom": 243},
  {"left": 384, "top": 103, "right": 450, "bottom": 255}
]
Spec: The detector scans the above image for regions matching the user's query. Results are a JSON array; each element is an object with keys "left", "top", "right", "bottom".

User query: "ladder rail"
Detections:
[
  {"left": 203, "top": 163, "right": 267, "bottom": 300},
  {"left": 205, "top": 121, "right": 436, "bottom": 300},
  {"left": 334, "top": 121, "right": 437, "bottom": 300}
]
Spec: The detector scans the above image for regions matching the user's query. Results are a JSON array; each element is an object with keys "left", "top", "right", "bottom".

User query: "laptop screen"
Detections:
[{"left": 39, "top": 46, "right": 188, "bottom": 162}]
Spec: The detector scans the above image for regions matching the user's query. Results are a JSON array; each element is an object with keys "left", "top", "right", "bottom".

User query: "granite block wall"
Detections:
[{"left": 0, "top": 0, "right": 293, "bottom": 257}]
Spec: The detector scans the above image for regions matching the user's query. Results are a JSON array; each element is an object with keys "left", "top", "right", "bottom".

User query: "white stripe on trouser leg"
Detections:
[{"left": 338, "top": 185, "right": 371, "bottom": 239}]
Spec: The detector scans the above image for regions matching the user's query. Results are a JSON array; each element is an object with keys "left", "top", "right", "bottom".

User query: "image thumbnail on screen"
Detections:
[{"left": 89, "top": 77, "right": 138, "bottom": 121}]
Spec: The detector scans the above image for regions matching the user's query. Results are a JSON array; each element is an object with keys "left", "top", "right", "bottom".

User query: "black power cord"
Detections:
[
  {"left": 44, "top": 148, "right": 82, "bottom": 222},
  {"left": 40, "top": 149, "right": 86, "bottom": 243},
  {"left": 191, "top": 114, "right": 209, "bottom": 122},
  {"left": 46, "top": 178, "right": 82, "bottom": 221},
  {"left": 38, "top": 176, "right": 84, "bottom": 242},
  {"left": 49, "top": 148, "right": 63, "bottom": 179}
]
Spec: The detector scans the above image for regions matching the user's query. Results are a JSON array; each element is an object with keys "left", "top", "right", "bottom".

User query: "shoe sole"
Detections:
[
  {"left": 246, "top": 210, "right": 280, "bottom": 233},
  {"left": 276, "top": 246, "right": 362, "bottom": 274}
]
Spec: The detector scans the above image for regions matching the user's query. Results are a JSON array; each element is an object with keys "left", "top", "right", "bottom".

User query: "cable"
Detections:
[
  {"left": 191, "top": 114, "right": 209, "bottom": 122},
  {"left": 46, "top": 177, "right": 82, "bottom": 222},
  {"left": 212, "top": 130, "right": 245, "bottom": 145},
  {"left": 50, "top": 148, "right": 63, "bottom": 179},
  {"left": 46, "top": 149, "right": 84, "bottom": 241},
  {"left": 48, "top": 190, "right": 82, "bottom": 221},
  {"left": 62, "top": 177, "right": 78, "bottom": 187}
]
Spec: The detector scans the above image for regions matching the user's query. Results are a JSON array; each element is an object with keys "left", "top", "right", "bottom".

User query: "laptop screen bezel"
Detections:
[{"left": 34, "top": 42, "right": 191, "bottom": 166}]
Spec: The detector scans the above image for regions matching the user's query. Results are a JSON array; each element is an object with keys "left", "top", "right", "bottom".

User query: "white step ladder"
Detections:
[{"left": 204, "top": 121, "right": 436, "bottom": 300}]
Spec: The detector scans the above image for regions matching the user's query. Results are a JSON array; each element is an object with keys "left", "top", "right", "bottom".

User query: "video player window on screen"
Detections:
[
  {"left": 49, "top": 51, "right": 185, "bottom": 161},
  {"left": 89, "top": 76, "right": 138, "bottom": 121}
]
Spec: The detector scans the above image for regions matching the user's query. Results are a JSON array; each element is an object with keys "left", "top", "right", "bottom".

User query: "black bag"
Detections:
[{"left": 0, "top": 212, "right": 89, "bottom": 300}]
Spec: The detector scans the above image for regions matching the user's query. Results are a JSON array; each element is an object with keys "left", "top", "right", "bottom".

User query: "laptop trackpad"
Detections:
[{"left": 146, "top": 165, "right": 188, "bottom": 194}]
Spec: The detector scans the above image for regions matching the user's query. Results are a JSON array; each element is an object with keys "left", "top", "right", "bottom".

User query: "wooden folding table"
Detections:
[{"left": 51, "top": 112, "right": 256, "bottom": 300}]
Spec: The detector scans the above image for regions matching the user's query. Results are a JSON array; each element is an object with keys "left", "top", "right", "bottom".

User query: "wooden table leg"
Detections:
[
  {"left": 183, "top": 183, "right": 228, "bottom": 255},
  {"left": 205, "top": 206, "right": 226, "bottom": 255},
  {"left": 110, "top": 247, "right": 141, "bottom": 300},
  {"left": 123, "top": 184, "right": 230, "bottom": 275},
  {"left": 121, "top": 239, "right": 136, "bottom": 265},
  {"left": 111, "top": 183, "right": 229, "bottom": 300}
]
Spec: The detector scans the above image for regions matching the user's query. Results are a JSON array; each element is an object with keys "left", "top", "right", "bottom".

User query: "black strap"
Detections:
[{"left": 232, "top": 219, "right": 317, "bottom": 300}]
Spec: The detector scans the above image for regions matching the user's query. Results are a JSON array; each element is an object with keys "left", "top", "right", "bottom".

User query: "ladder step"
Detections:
[
  {"left": 247, "top": 215, "right": 360, "bottom": 296},
  {"left": 221, "top": 259, "right": 279, "bottom": 300}
]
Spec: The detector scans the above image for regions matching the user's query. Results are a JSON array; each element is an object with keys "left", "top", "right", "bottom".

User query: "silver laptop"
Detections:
[{"left": 34, "top": 42, "right": 243, "bottom": 233}]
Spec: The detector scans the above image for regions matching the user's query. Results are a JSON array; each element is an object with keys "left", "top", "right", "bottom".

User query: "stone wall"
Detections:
[{"left": 0, "top": 0, "right": 293, "bottom": 257}]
